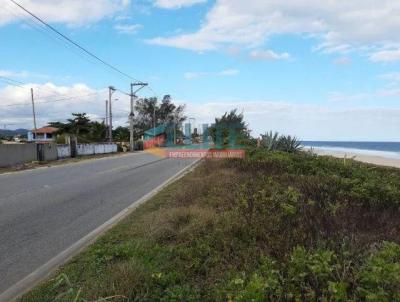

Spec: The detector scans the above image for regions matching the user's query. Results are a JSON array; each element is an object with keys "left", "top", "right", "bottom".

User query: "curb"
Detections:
[{"left": 0, "top": 158, "right": 201, "bottom": 302}]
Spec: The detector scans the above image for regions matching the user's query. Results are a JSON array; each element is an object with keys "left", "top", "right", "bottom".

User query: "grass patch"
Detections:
[{"left": 20, "top": 149, "right": 400, "bottom": 301}]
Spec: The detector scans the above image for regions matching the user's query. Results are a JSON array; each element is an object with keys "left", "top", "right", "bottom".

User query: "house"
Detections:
[{"left": 27, "top": 126, "right": 58, "bottom": 142}]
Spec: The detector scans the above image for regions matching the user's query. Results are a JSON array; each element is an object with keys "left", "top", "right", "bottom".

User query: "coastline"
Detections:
[{"left": 306, "top": 147, "right": 400, "bottom": 169}]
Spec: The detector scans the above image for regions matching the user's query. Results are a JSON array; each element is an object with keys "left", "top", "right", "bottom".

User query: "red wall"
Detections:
[{"left": 144, "top": 134, "right": 166, "bottom": 149}]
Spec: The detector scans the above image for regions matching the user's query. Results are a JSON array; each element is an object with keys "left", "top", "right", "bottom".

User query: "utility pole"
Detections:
[
  {"left": 105, "top": 100, "right": 109, "bottom": 127},
  {"left": 105, "top": 100, "right": 109, "bottom": 140},
  {"left": 129, "top": 82, "right": 148, "bottom": 151},
  {"left": 129, "top": 84, "right": 135, "bottom": 152},
  {"left": 174, "top": 112, "right": 178, "bottom": 145},
  {"left": 153, "top": 105, "right": 156, "bottom": 139},
  {"left": 31, "top": 88, "right": 37, "bottom": 138},
  {"left": 108, "top": 86, "right": 116, "bottom": 142}
]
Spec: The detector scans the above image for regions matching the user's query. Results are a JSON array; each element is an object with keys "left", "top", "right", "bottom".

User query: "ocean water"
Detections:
[{"left": 302, "top": 141, "right": 400, "bottom": 159}]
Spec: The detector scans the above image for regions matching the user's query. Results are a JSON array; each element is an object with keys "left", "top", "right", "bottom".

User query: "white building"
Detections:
[{"left": 27, "top": 126, "right": 58, "bottom": 142}]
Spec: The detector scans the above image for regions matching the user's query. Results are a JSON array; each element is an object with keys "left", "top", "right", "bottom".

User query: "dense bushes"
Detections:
[
  {"left": 221, "top": 242, "right": 400, "bottom": 301},
  {"left": 21, "top": 148, "right": 400, "bottom": 301}
]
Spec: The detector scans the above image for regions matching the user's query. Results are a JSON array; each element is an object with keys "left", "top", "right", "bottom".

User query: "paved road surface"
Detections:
[{"left": 0, "top": 152, "right": 194, "bottom": 294}]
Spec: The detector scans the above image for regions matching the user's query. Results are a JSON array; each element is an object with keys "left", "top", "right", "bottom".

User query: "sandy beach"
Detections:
[{"left": 308, "top": 147, "right": 400, "bottom": 169}]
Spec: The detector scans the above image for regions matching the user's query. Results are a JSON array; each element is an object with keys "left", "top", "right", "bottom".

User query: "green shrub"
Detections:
[
  {"left": 286, "top": 247, "right": 337, "bottom": 300},
  {"left": 261, "top": 131, "right": 280, "bottom": 151},
  {"left": 357, "top": 242, "right": 400, "bottom": 302},
  {"left": 223, "top": 257, "right": 282, "bottom": 302},
  {"left": 260, "top": 131, "right": 302, "bottom": 153}
]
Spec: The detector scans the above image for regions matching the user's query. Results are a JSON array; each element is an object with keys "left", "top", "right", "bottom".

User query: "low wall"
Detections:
[
  {"left": 41, "top": 143, "right": 58, "bottom": 161},
  {"left": 0, "top": 143, "right": 118, "bottom": 167},
  {"left": 76, "top": 143, "right": 117, "bottom": 156},
  {"left": 57, "top": 145, "right": 71, "bottom": 158},
  {"left": 0, "top": 144, "right": 37, "bottom": 167},
  {"left": 77, "top": 144, "right": 95, "bottom": 156}
]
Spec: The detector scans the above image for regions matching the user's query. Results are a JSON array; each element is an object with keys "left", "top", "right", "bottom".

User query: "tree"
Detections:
[
  {"left": 113, "top": 126, "right": 130, "bottom": 141},
  {"left": 87, "top": 121, "right": 107, "bottom": 142},
  {"left": 50, "top": 113, "right": 91, "bottom": 136},
  {"left": 50, "top": 113, "right": 107, "bottom": 143},
  {"left": 133, "top": 95, "right": 186, "bottom": 137},
  {"left": 209, "top": 109, "right": 249, "bottom": 148}
]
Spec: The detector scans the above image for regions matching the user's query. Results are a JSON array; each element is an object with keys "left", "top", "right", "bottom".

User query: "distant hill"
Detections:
[{"left": 0, "top": 128, "right": 29, "bottom": 137}]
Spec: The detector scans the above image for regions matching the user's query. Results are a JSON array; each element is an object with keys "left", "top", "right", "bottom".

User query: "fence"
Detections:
[
  {"left": 57, "top": 145, "right": 71, "bottom": 158},
  {"left": 76, "top": 143, "right": 117, "bottom": 156},
  {"left": 0, "top": 143, "right": 118, "bottom": 167}
]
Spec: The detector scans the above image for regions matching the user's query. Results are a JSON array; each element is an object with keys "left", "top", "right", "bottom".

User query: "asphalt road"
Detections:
[{"left": 0, "top": 152, "right": 194, "bottom": 294}]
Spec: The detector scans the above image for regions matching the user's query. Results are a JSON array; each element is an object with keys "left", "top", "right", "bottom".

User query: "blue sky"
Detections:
[{"left": 1, "top": 0, "right": 400, "bottom": 141}]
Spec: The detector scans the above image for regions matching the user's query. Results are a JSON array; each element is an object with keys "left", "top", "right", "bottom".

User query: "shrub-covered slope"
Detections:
[{"left": 21, "top": 149, "right": 400, "bottom": 301}]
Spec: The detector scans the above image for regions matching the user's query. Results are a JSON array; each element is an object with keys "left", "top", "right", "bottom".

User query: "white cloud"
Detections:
[
  {"left": 114, "top": 15, "right": 132, "bottom": 21},
  {"left": 2, "top": 80, "right": 400, "bottom": 141},
  {"left": 185, "top": 100, "right": 400, "bottom": 141},
  {"left": 184, "top": 72, "right": 206, "bottom": 80},
  {"left": 328, "top": 86, "right": 400, "bottom": 103},
  {"left": 217, "top": 69, "right": 239, "bottom": 76},
  {"left": 0, "top": 0, "right": 130, "bottom": 26},
  {"left": 369, "top": 49, "right": 400, "bottom": 62},
  {"left": 249, "top": 50, "right": 290, "bottom": 61},
  {"left": 0, "top": 70, "right": 30, "bottom": 78},
  {"left": 328, "top": 92, "right": 370, "bottom": 103},
  {"left": 376, "top": 88, "right": 400, "bottom": 97},
  {"left": 380, "top": 72, "right": 400, "bottom": 84},
  {"left": 0, "top": 69, "right": 49, "bottom": 80},
  {"left": 147, "top": 0, "right": 400, "bottom": 59},
  {"left": 114, "top": 24, "right": 142, "bottom": 34},
  {"left": 333, "top": 57, "right": 352, "bottom": 65},
  {"left": 0, "top": 82, "right": 132, "bottom": 129},
  {"left": 154, "top": 0, "right": 207, "bottom": 9},
  {"left": 184, "top": 69, "right": 239, "bottom": 79}
]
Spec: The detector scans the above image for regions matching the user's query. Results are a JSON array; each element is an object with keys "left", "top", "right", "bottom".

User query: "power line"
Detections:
[
  {"left": 147, "top": 86, "right": 160, "bottom": 98},
  {"left": 0, "top": 76, "right": 30, "bottom": 90},
  {"left": 0, "top": 92, "right": 101, "bottom": 108},
  {"left": 0, "top": 75, "right": 108, "bottom": 104},
  {"left": 9, "top": 0, "right": 141, "bottom": 82},
  {"left": 3, "top": 3, "right": 108, "bottom": 73}
]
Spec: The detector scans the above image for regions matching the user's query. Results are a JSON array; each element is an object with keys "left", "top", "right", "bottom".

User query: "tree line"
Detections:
[{"left": 49, "top": 95, "right": 186, "bottom": 143}]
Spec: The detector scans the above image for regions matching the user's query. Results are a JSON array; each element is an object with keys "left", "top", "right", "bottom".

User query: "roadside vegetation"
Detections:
[
  {"left": 21, "top": 112, "right": 400, "bottom": 301},
  {"left": 50, "top": 95, "right": 186, "bottom": 144},
  {"left": 261, "top": 131, "right": 302, "bottom": 153}
]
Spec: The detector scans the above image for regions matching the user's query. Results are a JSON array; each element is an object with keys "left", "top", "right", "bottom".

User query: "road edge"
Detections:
[
  {"left": 0, "top": 158, "right": 201, "bottom": 302},
  {"left": 0, "top": 152, "right": 143, "bottom": 176}
]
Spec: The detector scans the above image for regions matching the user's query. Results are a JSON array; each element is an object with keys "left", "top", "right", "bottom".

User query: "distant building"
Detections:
[
  {"left": 184, "top": 123, "right": 191, "bottom": 138},
  {"left": 27, "top": 126, "right": 58, "bottom": 142},
  {"left": 202, "top": 124, "right": 209, "bottom": 134},
  {"left": 202, "top": 123, "right": 209, "bottom": 143},
  {"left": 184, "top": 123, "right": 192, "bottom": 144}
]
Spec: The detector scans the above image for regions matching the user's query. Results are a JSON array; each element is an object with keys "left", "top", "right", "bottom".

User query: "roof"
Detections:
[
  {"left": 144, "top": 125, "right": 166, "bottom": 137},
  {"left": 32, "top": 126, "right": 58, "bottom": 134}
]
